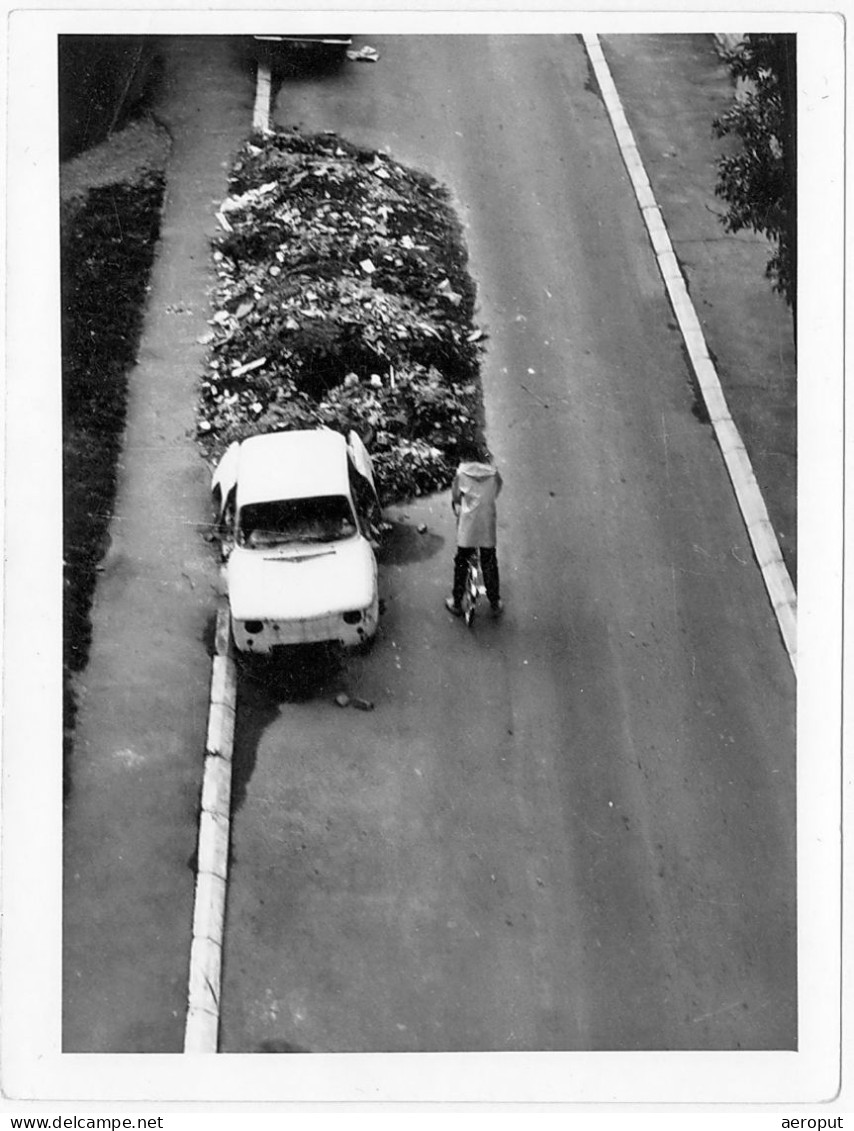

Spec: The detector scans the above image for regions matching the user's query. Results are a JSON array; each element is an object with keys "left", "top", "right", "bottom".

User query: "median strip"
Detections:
[{"left": 583, "top": 33, "right": 797, "bottom": 675}]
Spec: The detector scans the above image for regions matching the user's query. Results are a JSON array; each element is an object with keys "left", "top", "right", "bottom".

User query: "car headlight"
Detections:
[
  {"left": 342, "top": 610, "right": 363, "bottom": 625},
  {"left": 244, "top": 620, "right": 263, "bottom": 634}
]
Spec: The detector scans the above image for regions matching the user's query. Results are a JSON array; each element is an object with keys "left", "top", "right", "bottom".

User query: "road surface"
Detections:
[{"left": 217, "top": 35, "right": 796, "bottom": 1053}]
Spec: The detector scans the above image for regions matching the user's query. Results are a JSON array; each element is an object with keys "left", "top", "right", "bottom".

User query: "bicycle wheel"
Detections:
[{"left": 463, "top": 556, "right": 480, "bottom": 627}]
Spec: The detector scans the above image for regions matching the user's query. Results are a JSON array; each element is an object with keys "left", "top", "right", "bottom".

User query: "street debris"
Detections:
[
  {"left": 347, "top": 45, "right": 380, "bottom": 63},
  {"left": 333, "top": 692, "right": 374, "bottom": 711},
  {"left": 197, "top": 128, "right": 487, "bottom": 502}
]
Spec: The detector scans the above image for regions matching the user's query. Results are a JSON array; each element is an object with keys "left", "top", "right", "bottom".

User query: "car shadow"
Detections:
[
  {"left": 230, "top": 644, "right": 345, "bottom": 814},
  {"left": 263, "top": 42, "right": 351, "bottom": 82}
]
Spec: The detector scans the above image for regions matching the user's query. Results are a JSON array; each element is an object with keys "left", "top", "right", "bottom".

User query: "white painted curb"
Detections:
[
  {"left": 253, "top": 60, "right": 272, "bottom": 133},
  {"left": 184, "top": 602, "right": 236, "bottom": 1053},
  {"left": 583, "top": 34, "right": 797, "bottom": 675}
]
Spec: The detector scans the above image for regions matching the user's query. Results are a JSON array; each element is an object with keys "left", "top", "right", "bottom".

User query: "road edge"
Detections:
[
  {"left": 183, "top": 601, "right": 237, "bottom": 1053},
  {"left": 583, "top": 33, "right": 797, "bottom": 675}
]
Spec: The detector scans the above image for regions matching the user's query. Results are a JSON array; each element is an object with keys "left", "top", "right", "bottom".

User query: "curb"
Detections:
[
  {"left": 253, "top": 60, "right": 272, "bottom": 133},
  {"left": 583, "top": 34, "right": 797, "bottom": 676},
  {"left": 183, "top": 602, "right": 237, "bottom": 1053}
]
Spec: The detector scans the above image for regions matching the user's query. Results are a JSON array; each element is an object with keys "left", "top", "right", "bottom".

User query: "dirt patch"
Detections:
[{"left": 61, "top": 117, "right": 171, "bottom": 787}]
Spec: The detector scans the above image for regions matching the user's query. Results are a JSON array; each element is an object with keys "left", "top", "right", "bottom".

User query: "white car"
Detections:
[{"left": 212, "top": 429, "right": 381, "bottom": 654}]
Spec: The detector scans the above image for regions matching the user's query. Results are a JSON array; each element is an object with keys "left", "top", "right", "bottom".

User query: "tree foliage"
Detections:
[{"left": 712, "top": 34, "right": 797, "bottom": 314}]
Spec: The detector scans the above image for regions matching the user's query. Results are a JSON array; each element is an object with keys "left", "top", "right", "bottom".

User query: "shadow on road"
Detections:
[
  {"left": 256, "top": 1037, "right": 311, "bottom": 1053},
  {"left": 378, "top": 518, "right": 446, "bottom": 566},
  {"left": 265, "top": 43, "right": 350, "bottom": 81},
  {"left": 230, "top": 644, "right": 345, "bottom": 813}
]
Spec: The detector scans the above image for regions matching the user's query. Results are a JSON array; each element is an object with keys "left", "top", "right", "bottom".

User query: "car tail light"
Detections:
[
  {"left": 342, "top": 610, "right": 363, "bottom": 624},
  {"left": 244, "top": 620, "right": 263, "bottom": 634}
]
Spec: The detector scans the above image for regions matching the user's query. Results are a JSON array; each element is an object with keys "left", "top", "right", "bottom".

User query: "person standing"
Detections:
[{"left": 445, "top": 443, "right": 504, "bottom": 617}]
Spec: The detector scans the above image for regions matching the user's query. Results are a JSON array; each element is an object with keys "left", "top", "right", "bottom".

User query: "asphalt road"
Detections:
[{"left": 218, "top": 35, "right": 796, "bottom": 1052}]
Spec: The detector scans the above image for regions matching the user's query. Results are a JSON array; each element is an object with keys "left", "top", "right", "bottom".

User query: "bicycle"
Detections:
[{"left": 459, "top": 548, "right": 485, "bottom": 627}]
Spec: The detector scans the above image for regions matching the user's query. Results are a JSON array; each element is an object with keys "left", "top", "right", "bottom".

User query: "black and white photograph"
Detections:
[{"left": 1, "top": 0, "right": 847, "bottom": 1115}]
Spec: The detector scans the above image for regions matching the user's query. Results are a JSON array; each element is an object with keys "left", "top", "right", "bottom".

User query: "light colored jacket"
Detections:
[{"left": 452, "top": 461, "right": 503, "bottom": 548}]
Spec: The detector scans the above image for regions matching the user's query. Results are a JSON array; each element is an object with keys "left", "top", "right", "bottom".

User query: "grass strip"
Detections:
[{"left": 61, "top": 172, "right": 166, "bottom": 784}]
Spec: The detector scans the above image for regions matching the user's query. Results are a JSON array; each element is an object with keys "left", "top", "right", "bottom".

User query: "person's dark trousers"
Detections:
[{"left": 453, "top": 546, "right": 500, "bottom": 606}]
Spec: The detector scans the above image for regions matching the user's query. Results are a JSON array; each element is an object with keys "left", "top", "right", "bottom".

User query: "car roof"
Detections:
[{"left": 235, "top": 429, "right": 352, "bottom": 508}]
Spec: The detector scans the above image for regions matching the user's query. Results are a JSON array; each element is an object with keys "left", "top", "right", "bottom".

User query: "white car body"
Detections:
[{"left": 212, "top": 429, "right": 381, "bottom": 653}]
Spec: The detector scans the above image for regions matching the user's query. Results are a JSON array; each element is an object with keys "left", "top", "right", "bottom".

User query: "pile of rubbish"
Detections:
[{"left": 197, "top": 128, "right": 486, "bottom": 501}]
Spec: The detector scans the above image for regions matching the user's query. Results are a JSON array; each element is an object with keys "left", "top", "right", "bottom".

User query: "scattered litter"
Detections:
[
  {"left": 231, "top": 357, "right": 266, "bottom": 378},
  {"left": 347, "top": 45, "right": 379, "bottom": 62},
  {"left": 335, "top": 692, "right": 350, "bottom": 708},
  {"left": 197, "top": 128, "right": 488, "bottom": 502},
  {"left": 351, "top": 697, "right": 375, "bottom": 711},
  {"left": 417, "top": 523, "right": 428, "bottom": 534},
  {"left": 437, "top": 278, "right": 462, "bottom": 306}
]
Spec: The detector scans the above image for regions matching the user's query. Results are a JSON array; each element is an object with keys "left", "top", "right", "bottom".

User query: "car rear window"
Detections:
[{"left": 238, "top": 495, "right": 357, "bottom": 547}]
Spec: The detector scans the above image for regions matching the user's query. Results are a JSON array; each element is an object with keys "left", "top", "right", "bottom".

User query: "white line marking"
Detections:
[
  {"left": 253, "top": 60, "right": 272, "bottom": 133},
  {"left": 583, "top": 34, "right": 797, "bottom": 675},
  {"left": 184, "top": 602, "right": 236, "bottom": 1053}
]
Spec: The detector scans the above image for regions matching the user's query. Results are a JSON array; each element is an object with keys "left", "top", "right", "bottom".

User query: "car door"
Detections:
[
  {"left": 211, "top": 442, "right": 240, "bottom": 520},
  {"left": 211, "top": 441, "right": 241, "bottom": 556},
  {"left": 346, "top": 431, "right": 382, "bottom": 543},
  {"left": 346, "top": 430, "right": 377, "bottom": 494}
]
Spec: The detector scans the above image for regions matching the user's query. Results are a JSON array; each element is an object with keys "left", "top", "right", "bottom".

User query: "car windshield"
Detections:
[{"left": 238, "top": 495, "right": 357, "bottom": 547}]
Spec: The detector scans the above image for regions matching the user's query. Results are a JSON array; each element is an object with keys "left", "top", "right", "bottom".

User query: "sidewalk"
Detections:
[
  {"left": 600, "top": 34, "right": 797, "bottom": 582},
  {"left": 62, "top": 38, "right": 255, "bottom": 1052}
]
